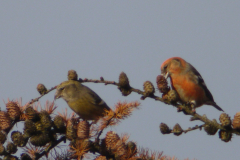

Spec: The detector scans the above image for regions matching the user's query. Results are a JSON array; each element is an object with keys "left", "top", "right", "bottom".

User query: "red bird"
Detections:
[{"left": 160, "top": 57, "right": 223, "bottom": 112}]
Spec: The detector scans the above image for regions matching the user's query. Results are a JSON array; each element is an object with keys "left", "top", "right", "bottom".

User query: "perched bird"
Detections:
[
  {"left": 54, "top": 80, "right": 111, "bottom": 120},
  {"left": 160, "top": 57, "right": 223, "bottom": 112}
]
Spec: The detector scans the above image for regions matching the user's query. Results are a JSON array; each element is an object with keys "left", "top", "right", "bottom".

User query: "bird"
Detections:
[
  {"left": 54, "top": 80, "right": 111, "bottom": 120},
  {"left": 160, "top": 57, "right": 223, "bottom": 112}
]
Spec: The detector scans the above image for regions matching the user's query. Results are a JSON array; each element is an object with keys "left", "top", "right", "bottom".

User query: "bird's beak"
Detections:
[
  {"left": 161, "top": 72, "right": 169, "bottom": 79},
  {"left": 54, "top": 90, "right": 61, "bottom": 100}
]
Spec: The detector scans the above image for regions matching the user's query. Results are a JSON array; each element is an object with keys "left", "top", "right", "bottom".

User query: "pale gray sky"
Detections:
[{"left": 1, "top": 1, "right": 240, "bottom": 160}]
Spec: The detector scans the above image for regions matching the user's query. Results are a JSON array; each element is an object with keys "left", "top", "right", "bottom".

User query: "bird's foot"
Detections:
[
  {"left": 177, "top": 107, "right": 183, "bottom": 112},
  {"left": 191, "top": 109, "right": 196, "bottom": 113},
  {"left": 187, "top": 100, "right": 197, "bottom": 113}
]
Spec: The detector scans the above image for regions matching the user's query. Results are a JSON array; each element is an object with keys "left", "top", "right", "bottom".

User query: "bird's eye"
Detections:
[
  {"left": 164, "top": 65, "right": 168, "bottom": 70},
  {"left": 59, "top": 87, "right": 64, "bottom": 91}
]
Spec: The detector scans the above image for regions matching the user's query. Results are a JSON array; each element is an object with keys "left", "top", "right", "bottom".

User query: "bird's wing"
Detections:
[
  {"left": 187, "top": 64, "right": 215, "bottom": 102},
  {"left": 80, "top": 85, "right": 109, "bottom": 108}
]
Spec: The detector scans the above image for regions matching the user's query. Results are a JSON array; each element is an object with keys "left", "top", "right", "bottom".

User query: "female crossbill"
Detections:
[
  {"left": 54, "top": 80, "right": 111, "bottom": 120},
  {"left": 160, "top": 57, "right": 223, "bottom": 112}
]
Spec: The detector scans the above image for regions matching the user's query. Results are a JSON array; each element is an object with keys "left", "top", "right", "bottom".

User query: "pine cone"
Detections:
[
  {"left": 119, "top": 72, "right": 130, "bottom": 88},
  {"left": 25, "top": 106, "right": 39, "bottom": 121},
  {"left": 219, "top": 113, "right": 231, "bottom": 127},
  {"left": 143, "top": 81, "right": 155, "bottom": 96},
  {"left": 68, "top": 70, "right": 78, "bottom": 80},
  {"left": 118, "top": 72, "right": 131, "bottom": 96},
  {"left": 173, "top": 123, "right": 183, "bottom": 136},
  {"left": 20, "top": 153, "right": 32, "bottom": 160},
  {"left": 11, "top": 131, "right": 27, "bottom": 147},
  {"left": 0, "top": 131, "right": 6, "bottom": 144},
  {"left": 232, "top": 112, "right": 240, "bottom": 129},
  {"left": 77, "top": 120, "right": 90, "bottom": 139},
  {"left": 218, "top": 130, "right": 232, "bottom": 142},
  {"left": 53, "top": 115, "right": 66, "bottom": 132},
  {"left": 35, "top": 121, "right": 43, "bottom": 132},
  {"left": 66, "top": 119, "right": 77, "bottom": 140},
  {"left": 6, "top": 142, "right": 17, "bottom": 154},
  {"left": 0, "top": 144, "right": 6, "bottom": 155},
  {"left": 113, "top": 140, "right": 127, "bottom": 159},
  {"left": 0, "top": 111, "right": 12, "bottom": 131},
  {"left": 156, "top": 75, "right": 170, "bottom": 94},
  {"left": 159, "top": 123, "right": 171, "bottom": 134},
  {"left": 162, "top": 90, "right": 179, "bottom": 103},
  {"left": 126, "top": 141, "right": 137, "bottom": 157},
  {"left": 204, "top": 124, "right": 218, "bottom": 135},
  {"left": 24, "top": 120, "right": 37, "bottom": 137},
  {"left": 30, "top": 133, "right": 51, "bottom": 146},
  {"left": 37, "top": 83, "right": 48, "bottom": 95},
  {"left": 105, "top": 131, "right": 120, "bottom": 150},
  {"left": 39, "top": 110, "right": 52, "bottom": 130},
  {"left": 6, "top": 101, "right": 21, "bottom": 120}
]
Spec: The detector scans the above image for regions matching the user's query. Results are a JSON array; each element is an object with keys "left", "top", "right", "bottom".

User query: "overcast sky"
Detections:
[{"left": 1, "top": 1, "right": 240, "bottom": 160}]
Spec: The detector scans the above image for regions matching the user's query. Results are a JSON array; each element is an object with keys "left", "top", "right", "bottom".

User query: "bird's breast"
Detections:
[{"left": 171, "top": 76, "right": 205, "bottom": 106}]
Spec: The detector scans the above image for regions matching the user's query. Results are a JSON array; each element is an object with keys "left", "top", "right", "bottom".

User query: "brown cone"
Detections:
[
  {"left": 53, "top": 115, "right": 65, "bottom": 132},
  {"left": 232, "top": 112, "right": 240, "bottom": 129},
  {"left": 162, "top": 90, "right": 179, "bottom": 103},
  {"left": 119, "top": 72, "right": 130, "bottom": 88},
  {"left": 219, "top": 113, "right": 231, "bottom": 127},
  {"left": 11, "top": 131, "right": 28, "bottom": 147},
  {"left": 25, "top": 106, "right": 39, "bottom": 121},
  {"left": 24, "top": 119, "right": 37, "bottom": 137},
  {"left": 159, "top": 123, "right": 171, "bottom": 134},
  {"left": 6, "top": 142, "right": 17, "bottom": 154},
  {"left": 126, "top": 141, "right": 137, "bottom": 157},
  {"left": 143, "top": 81, "right": 155, "bottom": 96},
  {"left": 77, "top": 120, "right": 90, "bottom": 139},
  {"left": 204, "top": 124, "right": 218, "bottom": 135},
  {"left": 0, "top": 131, "right": 6, "bottom": 144},
  {"left": 156, "top": 75, "right": 170, "bottom": 94},
  {"left": 66, "top": 119, "right": 77, "bottom": 140},
  {"left": 0, "top": 144, "right": 5, "bottom": 155},
  {"left": 218, "top": 130, "right": 232, "bottom": 142},
  {"left": 105, "top": 131, "right": 120, "bottom": 150},
  {"left": 6, "top": 101, "right": 21, "bottom": 120},
  {"left": 112, "top": 140, "right": 127, "bottom": 159},
  {"left": 173, "top": 123, "right": 183, "bottom": 136},
  {"left": 118, "top": 72, "right": 131, "bottom": 96},
  {"left": 30, "top": 133, "right": 51, "bottom": 146},
  {"left": 68, "top": 70, "right": 78, "bottom": 80},
  {"left": 0, "top": 111, "right": 12, "bottom": 131},
  {"left": 37, "top": 83, "right": 48, "bottom": 95},
  {"left": 39, "top": 110, "right": 52, "bottom": 130}
]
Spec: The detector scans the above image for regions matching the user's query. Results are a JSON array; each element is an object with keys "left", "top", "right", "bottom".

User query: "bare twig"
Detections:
[{"left": 36, "top": 136, "right": 66, "bottom": 160}]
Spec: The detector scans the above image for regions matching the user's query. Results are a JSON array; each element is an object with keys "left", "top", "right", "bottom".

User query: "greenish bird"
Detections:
[{"left": 54, "top": 80, "right": 111, "bottom": 120}]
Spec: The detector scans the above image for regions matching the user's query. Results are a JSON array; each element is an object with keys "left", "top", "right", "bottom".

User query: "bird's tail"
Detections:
[{"left": 207, "top": 102, "right": 224, "bottom": 112}]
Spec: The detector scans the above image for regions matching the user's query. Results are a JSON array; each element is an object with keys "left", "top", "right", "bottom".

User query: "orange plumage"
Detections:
[{"left": 160, "top": 57, "right": 223, "bottom": 111}]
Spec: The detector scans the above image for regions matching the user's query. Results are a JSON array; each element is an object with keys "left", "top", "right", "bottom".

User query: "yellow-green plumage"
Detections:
[{"left": 54, "top": 80, "right": 110, "bottom": 120}]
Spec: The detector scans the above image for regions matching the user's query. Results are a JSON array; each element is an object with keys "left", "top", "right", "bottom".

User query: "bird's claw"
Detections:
[
  {"left": 177, "top": 107, "right": 183, "bottom": 112},
  {"left": 186, "top": 101, "right": 196, "bottom": 113}
]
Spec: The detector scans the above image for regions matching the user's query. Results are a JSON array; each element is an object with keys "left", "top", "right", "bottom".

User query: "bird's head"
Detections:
[
  {"left": 54, "top": 80, "right": 80, "bottom": 103},
  {"left": 160, "top": 57, "right": 187, "bottom": 79}
]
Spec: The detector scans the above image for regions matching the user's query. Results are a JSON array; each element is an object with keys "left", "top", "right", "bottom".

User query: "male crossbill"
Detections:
[
  {"left": 54, "top": 80, "right": 111, "bottom": 120},
  {"left": 160, "top": 57, "right": 224, "bottom": 112}
]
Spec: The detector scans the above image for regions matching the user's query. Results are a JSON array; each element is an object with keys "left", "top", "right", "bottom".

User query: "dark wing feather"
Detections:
[
  {"left": 187, "top": 64, "right": 214, "bottom": 102},
  {"left": 79, "top": 84, "right": 110, "bottom": 110},
  {"left": 184, "top": 63, "right": 223, "bottom": 111}
]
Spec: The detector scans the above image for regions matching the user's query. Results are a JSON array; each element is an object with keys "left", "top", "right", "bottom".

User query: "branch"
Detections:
[
  {"left": 78, "top": 76, "right": 240, "bottom": 137},
  {"left": 35, "top": 136, "right": 66, "bottom": 160}
]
